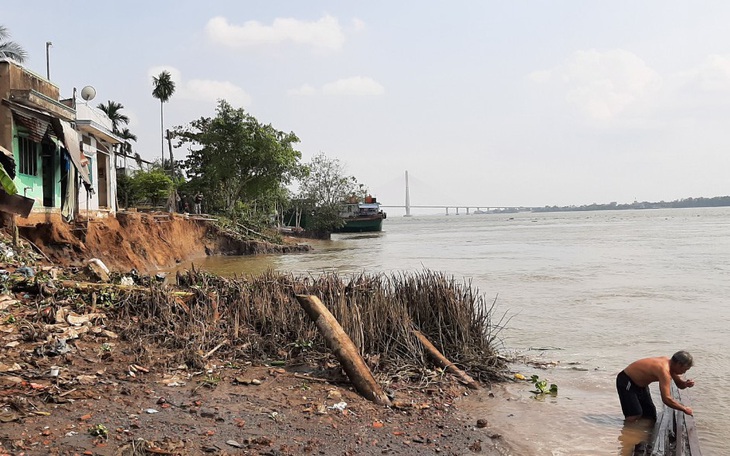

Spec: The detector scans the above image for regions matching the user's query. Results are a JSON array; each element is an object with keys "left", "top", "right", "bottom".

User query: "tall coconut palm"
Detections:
[
  {"left": 96, "top": 100, "right": 129, "bottom": 134},
  {"left": 152, "top": 71, "right": 176, "bottom": 166},
  {"left": 0, "top": 26, "right": 27, "bottom": 63}
]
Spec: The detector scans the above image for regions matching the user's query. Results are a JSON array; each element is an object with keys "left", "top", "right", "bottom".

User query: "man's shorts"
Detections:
[{"left": 616, "top": 370, "right": 657, "bottom": 420}]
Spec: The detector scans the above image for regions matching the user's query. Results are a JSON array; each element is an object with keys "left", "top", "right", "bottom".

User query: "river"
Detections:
[{"left": 181, "top": 207, "right": 728, "bottom": 455}]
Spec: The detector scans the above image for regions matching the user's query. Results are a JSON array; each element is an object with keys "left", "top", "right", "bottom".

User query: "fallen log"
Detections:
[
  {"left": 412, "top": 329, "right": 480, "bottom": 390},
  {"left": 58, "top": 280, "right": 193, "bottom": 297},
  {"left": 295, "top": 294, "right": 391, "bottom": 406}
]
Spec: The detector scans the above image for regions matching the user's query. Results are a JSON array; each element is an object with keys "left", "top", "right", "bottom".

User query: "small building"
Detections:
[
  {"left": 75, "top": 103, "right": 122, "bottom": 214},
  {"left": 0, "top": 59, "right": 120, "bottom": 221}
]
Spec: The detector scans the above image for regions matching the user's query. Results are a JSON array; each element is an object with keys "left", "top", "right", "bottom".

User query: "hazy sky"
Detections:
[{"left": 4, "top": 1, "right": 730, "bottom": 210}]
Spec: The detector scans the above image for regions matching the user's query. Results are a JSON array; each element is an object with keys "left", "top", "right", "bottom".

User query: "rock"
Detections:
[
  {"left": 476, "top": 418, "right": 488, "bottom": 428},
  {"left": 199, "top": 408, "right": 217, "bottom": 418}
]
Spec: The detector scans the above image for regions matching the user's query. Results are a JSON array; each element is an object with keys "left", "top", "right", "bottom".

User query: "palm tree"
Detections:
[
  {"left": 0, "top": 26, "right": 27, "bottom": 63},
  {"left": 96, "top": 100, "right": 129, "bottom": 134},
  {"left": 152, "top": 71, "right": 176, "bottom": 165},
  {"left": 118, "top": 128, "right": 137, "bottom": 156}
]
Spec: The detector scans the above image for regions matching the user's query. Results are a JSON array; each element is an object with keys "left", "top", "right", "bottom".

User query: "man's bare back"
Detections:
[
  {"left": 617, "top": 351, "right": 695, "bottom": 421},
  {"left": 623, "top": 356, "right": 671, "bottom": 388}
]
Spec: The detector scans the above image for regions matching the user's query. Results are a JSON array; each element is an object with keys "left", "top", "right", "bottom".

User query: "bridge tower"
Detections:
[{"left": 404, "top": 170, "right": 412, "bottom": 217}]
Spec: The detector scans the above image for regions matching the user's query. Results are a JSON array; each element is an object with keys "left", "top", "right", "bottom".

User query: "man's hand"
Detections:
[
  {"left": 685, "top": 378, "right": 695, "bottom": 388},
  {"left": 684, "top": 406, "right": 694, "bottom": 416}
]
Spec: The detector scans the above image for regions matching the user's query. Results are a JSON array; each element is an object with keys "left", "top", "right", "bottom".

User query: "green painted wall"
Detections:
[{"left": 12, "top": 125, "right": 62, "bottom": 207}]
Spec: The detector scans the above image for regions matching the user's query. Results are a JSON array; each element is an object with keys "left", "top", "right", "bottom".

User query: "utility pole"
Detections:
[{"left": 45, "top": 42, "right": 52, "bottom": 80}]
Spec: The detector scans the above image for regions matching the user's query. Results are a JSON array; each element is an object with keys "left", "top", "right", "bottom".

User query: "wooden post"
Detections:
[
  {"left": 412, "top": 329, "right": 480, "bottom": 390},
  {"left": 295, "top": 295, "right": 391, "bottom": 406}
]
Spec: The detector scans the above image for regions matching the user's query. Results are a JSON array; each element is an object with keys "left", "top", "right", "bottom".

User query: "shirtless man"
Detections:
[{"left": 616, "top": 350, "right": 695, "bottom": 422}]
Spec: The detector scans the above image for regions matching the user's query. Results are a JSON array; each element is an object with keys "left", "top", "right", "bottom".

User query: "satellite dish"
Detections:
[{"left": 80, "top": 86, "right": 96, "bottom": 101}]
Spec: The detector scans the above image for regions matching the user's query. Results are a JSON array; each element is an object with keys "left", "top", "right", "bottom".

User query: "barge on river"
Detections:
[{"left": 334, "top": 196, "right": 386, "bottom": 233}]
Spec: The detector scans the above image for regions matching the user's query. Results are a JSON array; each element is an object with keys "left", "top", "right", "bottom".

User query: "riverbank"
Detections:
[
  {"left": 0, "top": 228, "right": 515, "bottom": 455},
  {"left": 14, "top": 212, "right": 311, "bottom": 273}
]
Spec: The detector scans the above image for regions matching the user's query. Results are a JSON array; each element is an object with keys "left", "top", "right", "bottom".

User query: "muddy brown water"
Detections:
[{"left": 173, "top": 208, "right": 728, "bottom": 455}]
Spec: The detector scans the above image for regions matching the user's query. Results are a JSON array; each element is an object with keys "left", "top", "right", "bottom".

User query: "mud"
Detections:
[{"left": 0, "top": 220, "right": 513, "bottom": 456}]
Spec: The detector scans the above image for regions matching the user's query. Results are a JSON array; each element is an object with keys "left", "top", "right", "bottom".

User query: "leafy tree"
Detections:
[
  {"left": 129, "top": 169, "right": 173, "bottom": 206},
  {"left": 176, "top": 100, "right": 302, "bottom": 217},
  {"left": 97, "top": 101, "right": 129, "bottom": 133},
  {"left": 152, "top": 70, "right": 176, "bottom": 165},
  {"left": 0, "top": 26, "right": 26, "bottom": 63},
  {"left": 295, "top": 152, "right": 361, "bottom": 232}
]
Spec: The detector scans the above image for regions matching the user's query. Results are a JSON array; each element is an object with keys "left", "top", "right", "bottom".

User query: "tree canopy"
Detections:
[
  {"left": 0, "top": 26, "right": 26, "bottom": 63},
  {"left": 97, "top": 101, "right": 129, "bottom": 134},
  {"left": 152, "top": 70, "right": 176, "bottom": 164},
  {"left": 294, "top": 152, "right": 366, "bottom": 232},
  {"left": 175, "top": 100, "right": 302, "bottom": 215}
]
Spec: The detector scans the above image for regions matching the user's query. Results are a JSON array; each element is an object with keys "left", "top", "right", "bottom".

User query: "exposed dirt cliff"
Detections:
[{"left": 14, "top": 212, "right": 310, "bottom": 273}]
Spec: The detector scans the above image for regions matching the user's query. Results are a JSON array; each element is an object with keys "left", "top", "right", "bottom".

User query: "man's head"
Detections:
[{"left": 670, "top": 350, "right": 693, "bottom": 374}]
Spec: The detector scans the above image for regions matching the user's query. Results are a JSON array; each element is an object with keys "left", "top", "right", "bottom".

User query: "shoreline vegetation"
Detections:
[
  {"left": 0, "top": 229, "right": 512, "bottom": 454},
  {"left": 532, "top": 195, "right": 730, "bottom": 212}
]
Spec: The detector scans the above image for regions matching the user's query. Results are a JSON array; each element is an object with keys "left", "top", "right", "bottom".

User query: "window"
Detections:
[{"left": 18, "top": 136, "right": 38, "bottom": 176}]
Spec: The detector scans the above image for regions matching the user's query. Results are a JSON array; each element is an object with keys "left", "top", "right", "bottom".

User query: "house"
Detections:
[
  {"left": 0, "top": 59, "right": 120, "bottom": 222},
  {"left": 74, "top": 102, "right": 122, "bottom": 215}
]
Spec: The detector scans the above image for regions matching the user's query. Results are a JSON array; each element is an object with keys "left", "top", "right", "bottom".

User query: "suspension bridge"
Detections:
[{"left": 378, "top": 171, "right": 533, "bottom": 216}]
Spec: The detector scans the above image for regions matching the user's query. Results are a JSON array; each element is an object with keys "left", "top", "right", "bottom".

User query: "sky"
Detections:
[{"left": 4, "top": 1, "right": 730, "bottom": 212}]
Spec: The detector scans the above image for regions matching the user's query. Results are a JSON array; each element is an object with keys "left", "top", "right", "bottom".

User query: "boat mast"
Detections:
[{"left": 404, "top": 170, "right": 412, "bottom": 217}]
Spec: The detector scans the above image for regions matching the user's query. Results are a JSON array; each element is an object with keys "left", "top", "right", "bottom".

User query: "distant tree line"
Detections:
[{"left": 533, "top": 196, "right": 730, "bottom": 213}]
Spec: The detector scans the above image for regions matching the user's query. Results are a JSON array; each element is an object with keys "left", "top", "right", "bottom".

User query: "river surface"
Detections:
[{"left": 181, "top": 207, "right": 728, "bottom": 455}]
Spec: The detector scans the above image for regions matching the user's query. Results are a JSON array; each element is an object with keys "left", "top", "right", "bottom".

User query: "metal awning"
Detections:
[{"left": 3, "top": 100, "right": 92, "bottom": 187}]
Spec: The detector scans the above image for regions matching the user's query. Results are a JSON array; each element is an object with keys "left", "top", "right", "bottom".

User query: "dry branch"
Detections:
[
  {"left": 59, "top": 280, "right": 193, "bottom": 297},
  {"left": 296, "top": 294, "right": 391, "bottom": 406},
  {"left": 413, "top": 329, "right": 480, "bottom": 390}
]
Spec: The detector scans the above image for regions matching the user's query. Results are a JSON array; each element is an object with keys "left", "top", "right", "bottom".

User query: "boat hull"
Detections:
[{"left": 335, "top": 216, "right": 384, "bottom": 233}]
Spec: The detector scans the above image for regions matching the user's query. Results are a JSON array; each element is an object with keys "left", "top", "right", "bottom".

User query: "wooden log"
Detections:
[
  {"left": 675, "top": 407, "right": 685, "bottom": 456},
  {"left": 677, "top": 388, "right": 702, "bottom": 456},
  {"left": 650, "top": 405, "right": 672, "bottom": 456},
  {"left": 295, "top": 294, "right": 391, "bottom": 406},
  {"left": 412, "top": 329, "right": 480, "bottom": 390},
  {"left": 58, "top": 280, "right": 193, "bottom": 297}
]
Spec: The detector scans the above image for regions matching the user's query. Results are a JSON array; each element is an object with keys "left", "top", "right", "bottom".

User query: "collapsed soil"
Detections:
[
  {"left": 15, "top": 212, "right": 310, "bottom": 273},
  {"left": 0, "top": 216, "right": 513, "bottom": 455}
]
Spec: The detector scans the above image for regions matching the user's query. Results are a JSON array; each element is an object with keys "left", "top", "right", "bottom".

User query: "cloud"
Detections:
[
  {"left": 322, "top": 77, "right": 385, "bottom": 96},
  {"left": 683, "top": 54, "right": 730, "bottom": 91},
  {"left": 288, "top": 84, "right": 317, "bottom": 96},
  {"left": 288, "top": 77, "right": 385, "bottom": 97},
  {"left": 147, "top": 66, "right": 251, "bottom": 107},
  {"left": 530, "top": 49, "right": 661, "bottom": 120},
  {"left": 183, "top": 79, "right": 251, "bottom": 106},
  {"left": 352, "top": 18, "right": 366, "bottom": 32},
  {"left": 205, "top": 15, "right": 345, "bottom": 51}
]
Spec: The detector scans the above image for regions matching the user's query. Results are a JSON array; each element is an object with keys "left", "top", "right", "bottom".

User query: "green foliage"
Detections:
[
  {"left": 292, "top": 153, "right": 363, "bottom": 232},
  {"left": 530, "top": 374, "right": 558, "bottom": 395},
  {"left": 176, "top": 100, "right": 302, "bottom": 218},
  {"left": 152, "top": 71, "right": 176, "bottom": 103},
  {"left": 0, "top": 26, "right": 27, "bottom": 63},
  {"left": 88, "top": 424, "right": 108, "bottom": 438},
  {"left": 0, "top": 164, "right": 17, "bottom": 195},
  {"left": 117, "top": 169, "right": 173, "bottom": 207},
  {"left": 131, "top": 170, "right": 173, "bottom": 206},
  {"left": 97, "top": 101, "right": 130, "bottom": 134}
]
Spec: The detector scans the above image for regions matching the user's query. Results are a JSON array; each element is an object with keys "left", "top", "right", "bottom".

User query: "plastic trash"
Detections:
[
  {"left": 16, "top": 266, "right": 34, "bottom": 278},
  {"left": 328, "top": 401, "right": 348, "bottom": 411}
]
